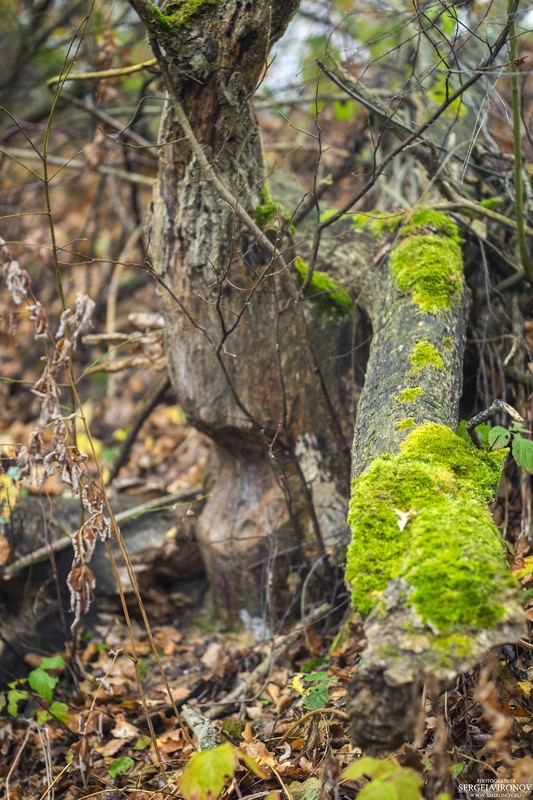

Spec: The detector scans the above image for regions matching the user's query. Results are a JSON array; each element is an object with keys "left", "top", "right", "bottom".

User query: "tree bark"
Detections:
[{"left": 128, "top": 0, "right": 364, "bottom": 625}]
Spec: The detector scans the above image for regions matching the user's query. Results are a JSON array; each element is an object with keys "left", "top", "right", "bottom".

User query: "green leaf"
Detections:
[
  {"left": 239, "top": 751, "right": 269, "bottom": 778},
  {"left": 509, "top": 421, "right": 528, "bottom": 434},
  {"left": 456, "top": 421, "right": 491, "bottom": 448},
  {"left": 342, "top": 761, "right": 423, "bottom": 800},
  {"left": 303, "top": 684, "right": 330, "bottom": 709},
  {"left": 39, "top": 655, "right": 66, "bottom": 671},
  {"left": 133, "top": 735, "right": 152, "bottom": 750},
  {"left": 36, "top": 709, "right": 52, "bottom": 725},
  {"left": 389, "top": 768, "right": 423, "bottom": 798},
  {"left": 512, "top": 435, "right": 533, "bottom": 471},
  {"left": 303, "top": 671, "right": 330, "bottom": 682},
  {"left": 108, "top": 756, "right": 135, "bottom": 777},
  {"left": 358, "top": 783, "right": 397, "bottom": 800},
  {"left": 7, "top": 688, "right": 28, "bottom": 716},
  {"left": 180, "top": 741, "right": 236, "bottom": 800},
  {"left": 488, "top": 426, "right": 511, "bottom": 449},
  {"left": 28, "top": 667, "right": 58, "bottom": 703},
  {"left": 449, "top": 761, "right": 466, "bottom": 778},
  {"left": 48, "top": 700, "right": 70, "bottom": 725},
  {"left": 475, "top": 423, "right": 491, "bottom": 448},
  {"left": 342, "top": 757, "right": 396, "bottom": 781}
]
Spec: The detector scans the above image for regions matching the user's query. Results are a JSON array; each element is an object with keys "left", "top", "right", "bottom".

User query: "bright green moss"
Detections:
[
  {"left": 396, "top": 417, "right": 416, "bottom": 431},
  {"left": 346, "top": 423, "right": 512, "bottom": 635},
  {"left": 397, "top": 209, "right": 462, "bottom": 244},
  {"left": 480, "top": 197, "right": 504, "bottom": 210},
  {"left": 395, "top": 387, "right": 422, "bottom": 404},
  {"left": 352, "top": 210, "right": 404, "bottom": 234},
  {"left": 389, "top": 209, "right": 464, "bottom": 314},
  {"left": 294, "top": 258, "right": 353, "bottom": 320},
  {"left": 253, "top": 185, "right": 295, "bottom": 233},
  {"left": 150, "top": 0, "right": 218, "bottom": 29},
  {"left": 254, "top": 200, "right": 283, "bottom": 229},
  {"left": 390, "top": 235, "right": 463, "bottom": 313},
  {"left": 409, "top": 341, "right": 444, "bottom": 374}
]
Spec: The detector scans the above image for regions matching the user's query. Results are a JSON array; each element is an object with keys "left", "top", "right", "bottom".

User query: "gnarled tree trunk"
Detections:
[{"left": 129, "top": 0, "right": 363, "bottom": 626}]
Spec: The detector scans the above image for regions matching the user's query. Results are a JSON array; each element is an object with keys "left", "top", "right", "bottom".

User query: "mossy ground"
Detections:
[{"left": 346, "top": 423, "right": 514, "bottom": 635}]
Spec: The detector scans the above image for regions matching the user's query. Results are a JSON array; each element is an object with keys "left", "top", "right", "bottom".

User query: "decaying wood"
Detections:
[{"left": 0, "top": 492, "right": 205, "bottom": 677}]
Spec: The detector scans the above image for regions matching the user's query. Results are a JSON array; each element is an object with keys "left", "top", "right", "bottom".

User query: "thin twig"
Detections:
[
  {"left": 204, "top": 603, "right": 331, "bottom": 719},
  {"left": 466, "top": 399, "right": 524, "bottom": 447},
  {"left": 46, "top": 58, "right": 158, "bottom": 87}
]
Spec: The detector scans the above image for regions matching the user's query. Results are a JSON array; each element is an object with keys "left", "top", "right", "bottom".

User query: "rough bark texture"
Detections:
[
  {"left": 128, "top": 0, "right": 364, "bottom": 624},
  {"left": 350, "top": 259, "right": 468, "bottom": 476}
]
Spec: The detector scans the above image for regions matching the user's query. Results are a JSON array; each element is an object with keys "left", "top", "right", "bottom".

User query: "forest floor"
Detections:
[{"left": 1, "top": 273, "right": 533, "bottom": 800}]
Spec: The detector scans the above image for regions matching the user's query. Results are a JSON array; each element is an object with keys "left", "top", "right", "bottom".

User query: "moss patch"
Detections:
[
  {"left": 395, "top": 387, "right": 422, "bottom": 403},
  {"left": 390, "top": 209, "right": 464, "bottom": 313},
  {"left": 294, "top": 258, "right": 353, "bottom": 320},
  {"left": 352, "top": 210, "right": 404, "bottom": 235},
  {"left": 398, "top": 209, "right": 462, "bottom": 243},
  {"left": 409, "top": 341, "right": 444, "bottom": 374},
  {"left": 253, "top": 185, "right": 295, "bottom": 233},
  {"left": 346, "top": 423, "right": 512, "bottom": 635},
  {"left": 396, "top": 417, "right": 415, "bottom": 431},
  {"left": 150, "top": 0, "right": 218, "bottom": 29}
]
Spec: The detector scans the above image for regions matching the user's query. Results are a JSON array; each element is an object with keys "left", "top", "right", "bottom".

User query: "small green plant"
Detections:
[
  {"left": 342, "top": 756, "right": 423, "bottom": 799},
  {"left": 108, "top": 756, "right": 135, "bottom": 777},
  {"left": 291, "top": 671, "right": 338, "bottom": 709},
  {"left": 180, "top": 741, "right": 265, "bottom": 800},
  {"left": 457, "top": 420, "right": 533, "bottom": 471},
  {"left": 4, "top": 655, "right": 70, "bottom": 726}
]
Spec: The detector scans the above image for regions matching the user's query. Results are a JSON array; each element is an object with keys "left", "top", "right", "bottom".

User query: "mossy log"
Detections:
[{"left": 343, "top": 211, "right": 525, "bottom": 753}]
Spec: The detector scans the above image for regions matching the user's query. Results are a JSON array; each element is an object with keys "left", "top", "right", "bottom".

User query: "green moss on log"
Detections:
[
  {"left": 352, "top": 210, "right": 404, "bottom": 235},
  {"left": 294, "top": 258, "right": 353, "bottom": 320},
  {"left": 409, "top": 341, "right": 444, "bottom": 374},
  {"left": 395, "top": 387, "right": 422, "bottom": 404},
  {"left": 346, "top": 423, "right": 514, "bottom": 635},
  {"left": 396, "top": 417, "right": 416, "bottom": 431},
  {"left": 389, "top": 209, "right": 464, "bottom": 313}
]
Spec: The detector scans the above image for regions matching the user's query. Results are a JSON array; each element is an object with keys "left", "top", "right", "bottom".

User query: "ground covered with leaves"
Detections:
[{"left": 1, "top": 381, "right": 533, "bottom": 798}]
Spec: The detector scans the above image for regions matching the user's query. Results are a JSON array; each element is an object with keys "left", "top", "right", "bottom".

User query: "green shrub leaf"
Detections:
[
  {"left": 488, "top": 426, "right": 510, "bottom": 448},
  {"left": 7, "top": 688, "right": 28, "bottom": 716},
  {"left": 180, "top": 741, "right": 236, "bottom": 800},
  {"left": 512, "top": 435, "right": 533, "bottom": 471},
  {"left": 108, "top": 756, "right": 135, "bottom": 777},
  {"left": 29, "top": 667, "right": 58, "bottom": 703}
]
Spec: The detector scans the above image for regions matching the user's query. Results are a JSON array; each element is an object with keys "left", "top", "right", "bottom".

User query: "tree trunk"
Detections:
[{"left": 128, "top": 0, "right": 363, "bottom": 625}]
